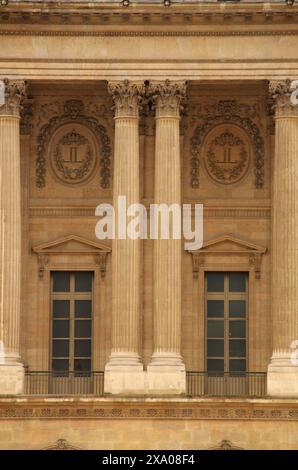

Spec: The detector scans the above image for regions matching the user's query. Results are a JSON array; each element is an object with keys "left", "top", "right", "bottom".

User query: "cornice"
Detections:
[
  {"left": 0, "top": 397, "right": 297, "bottom": 420},
  {"left": 1, "top": 4, "right": 298, "bottom": 27}
]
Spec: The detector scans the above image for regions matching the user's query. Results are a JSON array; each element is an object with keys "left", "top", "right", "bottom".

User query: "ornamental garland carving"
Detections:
[
  {"left": 36, "top": 99, "right": 111, "bottom": 188},
  {"left": 51, "top": 128, "right": 95, "bottom": 184},
  {"left": 190, "top": 100, "right": 265, "bottom": 189},
  {"left": 203, "top": 126, "right": 250, "bottom": 185}
]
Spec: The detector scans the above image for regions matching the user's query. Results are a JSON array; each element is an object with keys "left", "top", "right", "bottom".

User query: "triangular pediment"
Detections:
[
  {"left": 33, "top": 235, "right": 111, "bottom": 254},
  {"left": 190, "top": 234, "right": 266, "bottom": 254}
]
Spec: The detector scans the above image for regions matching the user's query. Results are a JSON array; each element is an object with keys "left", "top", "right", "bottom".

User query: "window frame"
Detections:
[
  {"left": 205, "top": 271, "right": 248, "bottom": 374},
  {"left": 50, "top": 270, "right": 94, "bottom": 374}
]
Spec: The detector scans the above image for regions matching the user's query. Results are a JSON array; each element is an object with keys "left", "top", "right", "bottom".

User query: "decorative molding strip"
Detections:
[
  {"left": 29, "top": 206, "right": 271, "bottom": 219},
  {"left": 1, "top": 30, "right": 298, "bottom": 37},
  {"left": 0, "top": 400, "right": 297, "bottom": 421}
]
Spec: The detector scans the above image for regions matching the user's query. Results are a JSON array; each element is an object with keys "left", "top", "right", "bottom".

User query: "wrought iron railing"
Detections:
[
  {"left": 25, "top": 370, "right": 266, "bottom": 397},
  {"left": 186, "top": 371, "right": 267, "bottom": 397},
  {"left": 24, "top": 371, "right": 104, "bottom": 396}
]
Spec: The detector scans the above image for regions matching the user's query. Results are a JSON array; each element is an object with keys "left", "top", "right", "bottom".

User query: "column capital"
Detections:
[
  {"left": 0, "top": 79, "right": 27, "bottom": 117},
  {"left": 149, "top": 79, "right": 187, "bottom": 119},
  {"left": 269, "top": 79, "right": 298, "bottom": 118},
  {"left": 108, "top": 79, "right": 144, "bottom": 119}
]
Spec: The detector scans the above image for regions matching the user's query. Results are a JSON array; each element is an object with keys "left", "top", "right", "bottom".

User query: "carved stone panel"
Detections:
[
  {"left": 36, "top": 99, "right": 112, "bottom": 189},
  {"left": 202, "top": 124, "right": 251, "bottom": 185},
  {"left": 49, "top": 123, "right": 97, "bottom": 185}
]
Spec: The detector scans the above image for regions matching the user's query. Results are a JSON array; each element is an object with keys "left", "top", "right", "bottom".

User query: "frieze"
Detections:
[
  {"left": 1, "top": 9, "right": 298, "bottom": 27},
  {"left": 0, "top": 401, "right": 297, "bottom": 421}
]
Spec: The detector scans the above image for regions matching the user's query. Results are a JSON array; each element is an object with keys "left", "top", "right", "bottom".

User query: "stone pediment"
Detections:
[
  {"left": 188, "top": 234, "right": 267, "bottom": 279},
  {"left": 198, "top": 234, "right": 266, "bottom": 255},
  {"left": 32, "top": 235, "right": 111, "bottom": 278},
  {"left": 33, "top": 234, "right": 111, "bottom": 255}
]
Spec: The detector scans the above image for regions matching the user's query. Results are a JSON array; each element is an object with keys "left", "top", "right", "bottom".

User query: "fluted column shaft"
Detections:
[
  {"left": 150, "top": 80, "right": 186, "bottom": 366},
  {"left": 268, "top": 79, "right": 298, "bottom": 397},
  {"left": 0, "top": 80, "right": 26, "bottom": 364},
  {"left": 107, "top": 80, "right": 144, "bottom": 367},
  {"left": 271, "top": 80, "right": 298, "bottom": 356}
]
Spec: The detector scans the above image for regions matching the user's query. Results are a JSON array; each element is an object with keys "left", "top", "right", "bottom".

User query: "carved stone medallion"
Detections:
[
  {"left": 49, "top": 124, "right": 97, "bottom": 185},
  {"left": 202, "top": 124, "right": 251, "bottom": 185}
]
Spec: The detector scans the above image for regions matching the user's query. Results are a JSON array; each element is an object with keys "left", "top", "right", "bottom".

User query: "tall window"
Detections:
[
  {"left": 51, "top": 271, "right": 93, "bottom": 374},
  {"left": 205, "top": 272, "right": 248, "bottom": 374}
]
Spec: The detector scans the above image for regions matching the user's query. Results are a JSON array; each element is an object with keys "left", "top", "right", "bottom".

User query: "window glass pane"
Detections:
[
  {"left": 229, "top": 320, "right": 246, "bottom": 338},
  {"left": 74, "top": 359, "right": 91, "bottom": 372},
  {"left": 52, "top": 300, "right": 70, "bottom": 318},
  {"left": 229, "top": 359, "right": 246, "bottom": 372},
  {"left": 52, "top": 272, "right": 70, "bottom": 292},
  {"left": 229, "top": 339, "right": 246, "bottom": 357},
  {"left": 75, "top": 272, "right": 93, "bottom": 292},
  {"left": 53, "top": 320, "right": 69, "bottom": 338},
  {"left": 207, "top": 300, "right": 224, "bottom": 318},
  {"left": 229, "top": 300, "right": 246, "bottom": 318},
  {"left": 52, "top": 340, "right": 69, "bottom": 358},
  {"left": 52, "top": 359, "right": 69, "bottom": 372},
  {"left": 207, "top": 339, "right": 224, "bottom": 357},
  {"left": 229, "top": 272, "right": 247, "bottom": 292},
  {"left": 75, "top": 300, "right": 92, "bottom": 318},
  {"left": 75, "top": 340, "right": 91, "bottom": 358},
  {"left": 75, "top": 320, "right": 91, "bottom": 338},
  {"left": 207, "top": 272, "right": 224, "bottom": 292},
  {"left": 207, "top": 359, "right": 224, "bottom": 372},
  {"left": 207, "top": 320, "right": 224, "bottom": 338}
]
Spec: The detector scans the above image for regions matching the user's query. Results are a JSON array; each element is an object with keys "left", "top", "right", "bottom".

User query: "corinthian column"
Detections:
[
  {"left": 0, "top": 79, "right": 26, "bottom": 395},
  {"left": 147, "top": 80, "right": 186, "bottom": 394},
  {"left": 104, "top": 80, "right": 145, "bottom": 394},
  {"left": 268, "top": 79, "right": 298, "bottom": 397}
]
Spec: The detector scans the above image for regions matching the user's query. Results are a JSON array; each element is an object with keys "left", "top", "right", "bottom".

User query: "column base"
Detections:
[
  {"left": 0, "top": 362, "right": 24, "bottom": 395},
  {"left": 147, "top": 353, "right": 186, "bottom": 395},
  {"left": 267, "top": 351, "right": 298, "bottom": 397},
  {"left": 104, "top": 353, "right": 145, "bottom": 395}
]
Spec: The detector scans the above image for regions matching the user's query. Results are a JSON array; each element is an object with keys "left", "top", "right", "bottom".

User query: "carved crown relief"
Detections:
[
  {"left": 202, "top": 124, "right": 251, "bottom": 185},
  {"left": 36, "top": 99, "right": 112, "bottom": 189},
  {"left": 49, "top": 124, "right": 97, "bottom": 184},
  {"left": 190, "top": 99, "right": 265, "bottom": 189}
]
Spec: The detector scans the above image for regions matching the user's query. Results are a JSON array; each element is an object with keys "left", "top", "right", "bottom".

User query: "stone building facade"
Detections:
[{"left": 0, "top": 0, "right": 297, "bottom": 449}]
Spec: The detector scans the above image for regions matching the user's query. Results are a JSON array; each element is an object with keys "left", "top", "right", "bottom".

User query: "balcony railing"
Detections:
[
  {"left": 24, "top": 371, "right": 104, "bottom": 396},
  {"left": 25, "top": 371, "right": 266, "bottom": 397},
  {"left": 186, "top": 371, "right": 267, "bottom": 397}
]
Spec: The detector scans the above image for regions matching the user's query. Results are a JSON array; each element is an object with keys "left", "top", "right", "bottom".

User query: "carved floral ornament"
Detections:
[
  {"left": 108, "top": 80, "right": 145, "bottom": 118},
  {"left": 269, "top": 79, "right": 298, "bottom": 118},
  {"left": 0, "top": 78, "right": 27, "bottom": 117},
  {"left": 36, "top": 99, "right": 111, "bottom": 188},
  {"left": 202, "top": 125, "right": 251, "bottom": 185},
  {"left": 42, "top": 439, "right": 81, "bottom": 451},
  {"left": 50, "top": 125, "right": 97, "bottom": 185},
  {"left": 148, "top": 79, "right": 187, "bottom": 118},
  {"left": 108, "top": 79, "right": 187, "bottom": 119},
  {"left": 190, "top": 100, "right": 265, "bottom": 189}
]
